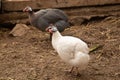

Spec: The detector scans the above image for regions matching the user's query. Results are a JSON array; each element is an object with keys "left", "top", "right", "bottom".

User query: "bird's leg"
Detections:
[
  {"left": 75, "top": 67, "right": 81, "bottom": 76},
  {"left": 76, "top": 67, "right": 79, "bottom": 74},
  {"left": 70, "top": 67, "right": 81, "bottom": 76},
  {"left": 70, "top": 66, "right": 74, "bottom": 73}
]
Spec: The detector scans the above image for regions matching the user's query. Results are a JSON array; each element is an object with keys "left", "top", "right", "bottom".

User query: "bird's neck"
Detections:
[
  {"left": 29, "top": 11, "right": 34, "bottom": 15},
  {"left": 28, "top": 11, "right": 35, "bottom": 17},
  {"left": 28, "top": 12, "right": 37, "bottom": 25},
  {"left": 52, "top": 31, "right": 62, "bottom": 40}
]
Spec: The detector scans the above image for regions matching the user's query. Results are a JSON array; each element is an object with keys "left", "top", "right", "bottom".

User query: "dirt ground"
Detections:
[{"left": 0, "top": 16, "right": 120, "bottom": 80}]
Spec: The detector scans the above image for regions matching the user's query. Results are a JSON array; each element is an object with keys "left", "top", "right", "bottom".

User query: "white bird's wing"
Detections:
[
  {"left": 56, "top": 36, "right": 81, "bottom": 60},
  {"left": 56, "top": 36, "right": 89, "bottom": 60},
  {"left": 74, "top": 40, "right": 89, "bottom": 54}
]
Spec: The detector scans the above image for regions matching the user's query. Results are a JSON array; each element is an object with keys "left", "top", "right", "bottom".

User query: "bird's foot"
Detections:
[{"left": 70, "top": 67, "right": 81, "bottom": 76}]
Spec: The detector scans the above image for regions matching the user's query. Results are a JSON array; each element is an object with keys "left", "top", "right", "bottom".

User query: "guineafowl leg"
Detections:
[
  {"left": 70, "top": 66, "right": 74, "bottom": 73},
  {"left": 76, "top": 67, "right": 81, "bottom": 76},
  {"left": 70, "top": 67, "right": 81, "bottom": 76},
  {"left": 71, "top": 67, "right": 81, "bottom": 76}
]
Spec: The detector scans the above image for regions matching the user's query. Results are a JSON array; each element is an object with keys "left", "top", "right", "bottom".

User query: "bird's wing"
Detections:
[
  {"left": 35, "top": 9, "right": 48, "bottom": 17},
  {"left": 56, "top": 37, "right": 79, "bottom": 59},
  {"left": 54, "top": 20, "right": 70, "bottom": 32},
  {"left": 40, "top": 9, "right": 68, "bottom": 23},
  {"left": 57, "top": 36, "right": 89, "bottom": 59},
  {"left": 36, "top": 18, "right": 49, "bottom": 31},
  {"left": 33, "top": 9, "right": 69, "bottom": 31},
  {"left": 53, "top": 9, "right": 68, "bottom": 21},
  {"left": 74, "top": 40, "right": 89, "bottom": 54}
]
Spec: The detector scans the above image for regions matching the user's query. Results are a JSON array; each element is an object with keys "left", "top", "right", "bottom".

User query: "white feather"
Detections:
[{"left": 51, "top": 31, "right": 90, "bottom": 70}]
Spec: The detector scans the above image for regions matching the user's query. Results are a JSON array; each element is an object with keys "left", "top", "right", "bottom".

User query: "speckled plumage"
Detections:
[{"left": 24, "top": 6, "right": 70, "bottom": 32}]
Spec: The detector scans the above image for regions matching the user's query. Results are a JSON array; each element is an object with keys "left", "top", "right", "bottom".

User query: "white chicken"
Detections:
[{"left": 46, "top": 25, "right": 90, "bottom": 74}]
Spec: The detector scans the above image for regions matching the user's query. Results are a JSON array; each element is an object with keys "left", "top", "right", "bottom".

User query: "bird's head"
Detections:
[
  {"left": 23, "top": 6, "right": 33, "bottom": 13},
  {"left": 46, "top": 24, "right": 58, "bottom": 33}
]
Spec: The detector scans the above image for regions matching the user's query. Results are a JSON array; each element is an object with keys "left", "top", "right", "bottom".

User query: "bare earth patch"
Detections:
[{"left": 0, "top": 16, "right": 120, "bottom": 80}]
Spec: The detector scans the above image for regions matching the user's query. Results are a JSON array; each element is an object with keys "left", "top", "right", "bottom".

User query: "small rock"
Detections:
[{"left": 9, "top": 24, "right": 30, "bottom": 37}]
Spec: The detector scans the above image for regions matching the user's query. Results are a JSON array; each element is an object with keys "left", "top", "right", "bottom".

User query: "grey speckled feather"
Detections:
[{"left": 27, "top": 8, "right": 70, "bottom": 32}]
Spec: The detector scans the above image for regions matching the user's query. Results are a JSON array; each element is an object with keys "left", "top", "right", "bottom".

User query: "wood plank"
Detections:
[
  {"left": 0, "top": 5, "right": 120, "bottom": 24},
  {"left": 2, "top": 0, "right": 120, "bottom": 11},
  {"left": 0, "top": 12, "right": 27, "bottom": 23},
  {"left": 2, "top": 0, "right": 57, "bottom": 11},
  {"left": 0, "top": 0, "right": 1, "bottom": 11}
]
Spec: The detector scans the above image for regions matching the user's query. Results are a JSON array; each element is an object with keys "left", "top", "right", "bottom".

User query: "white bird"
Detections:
[{"left": 46, "top": 24, "right": 90, "bottom": 74}]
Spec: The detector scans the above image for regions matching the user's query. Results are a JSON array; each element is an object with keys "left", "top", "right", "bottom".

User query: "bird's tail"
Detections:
[{"left": 70, "top": 52, "right": 90, "bottom": 70}]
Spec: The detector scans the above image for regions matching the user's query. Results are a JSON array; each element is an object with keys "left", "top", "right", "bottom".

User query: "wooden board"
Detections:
[
  {"left": 0, "top": 5, "right": 120, "bottom": 24},
  {"left": 2, "top": 0, "right": 120, "bottom": 11},
  {"left": 0, "top": 0, "right": 1, "bottom": 10}
]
